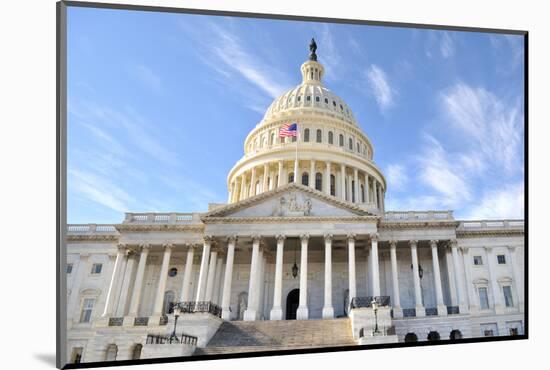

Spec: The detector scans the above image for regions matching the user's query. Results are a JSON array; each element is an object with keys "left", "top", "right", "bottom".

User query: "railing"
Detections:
[
  {"left": 384, "top": 210, "right": 454, "bottom": 221},
  {"left": 134, "top": 317, "right": 149, "bottom": 326},
  {"left": 146, "top": 333, "right": 198, "bottom": 346},
  {"left": 123, "top": 212, "right": 202, "bottom": 224},
  {"left": 174, "top": 301, "right": 222, "bottom": 318},
  {"left": 458, "top": 220, "right": 524, "bottom": 230},
  {"left": 425, "top": 308, "right": 438, "bottom": 316},
  {"left": 402, "top": 308, "right": 416, "bottom": 318},
  {"left": 108, "top": 317, "right": 123, "bottom": 326},
  {"left": 447, "top": 306, "right": 460, "bottom": 315},
  {"left": 67, "top": 224, "right": 118, "bottom": 233},
  {"left": 349, "top": 296, "right": 391, "bottom": 309}
]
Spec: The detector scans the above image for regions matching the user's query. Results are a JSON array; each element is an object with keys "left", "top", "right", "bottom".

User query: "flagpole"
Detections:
[{"left": 294, "top": 125, "right": 299, "bottom": 183}]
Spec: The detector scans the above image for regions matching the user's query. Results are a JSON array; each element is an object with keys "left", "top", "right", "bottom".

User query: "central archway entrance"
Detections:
[{"left": 286, "top": 289, "right": 300, "bottom": 320}]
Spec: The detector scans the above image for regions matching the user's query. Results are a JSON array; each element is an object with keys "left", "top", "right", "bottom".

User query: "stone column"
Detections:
[
  {"left": 309, "top": 160, "right": 316, "bottom": 189},
  {"left": 297, "top": 234, "right": 310, "bottom": 320},
  {"left": 102, "top": 244, "right": 127, "bottom": 317},
  {"left": 353, "top": 168, "right": 359, "bottom": 203},
  {"left": 262, "top": 164, "right": 269, "bottom": 193},
  {"left": 430, "top": 240, "right": 447, "bottom": 316},
  {"left": 445, "top": 248, "right": 458, "bottom": 306},
  {"left": 116, "top": 249, "right": 137, "bottom": 316},
  {"left": 371, "top": 234, "right": 381, "bottom": 297},
  {"left": 195, "top": 236, "right": 212, "bottom": 302},
  {"left": 277, "top": 160, "right": 283, "bottom": 188},
  {"left": 365, "top": 174, "right": 371, "bottom": 203},
  {"left": 180, "top": 245, "right": 195, "bottom": 303},
  {"left": 461, "top": 246, "right": 476, "bottom": 313},
  {"left": 126, "top": 245, "right": 150, "bottom": 320},
  {"left": 508, "top": 246, "right": 524, "bottom": 312},
  {"left": 212, "top": 254, "right": 224, "bottom": 304},
  {"left": 239, "top": 175, "right": 246, "bottom": 201},
  {"left": 221, "top": 236, "right": 237, "bottom": 320},
  {"left": 365, "top": 249, "right": 370, "bottom": 296},
  {"left": 269, "top": 170, "right": 276, "bottom": 191},
  {"left": 410, "top": 240, "right": 425, "bottom": 316},
  {"left": 389, "top": 241, "right": 403, "bottom": 318},
  {"left": 204, "top": 250, "right": 219, "bottom": 302},
  {"left": 257, "top": 248, "right": 265, "bottom": 318},
  {"left": 244, "top": 235, "right": 261, "bottom": 321},
  {"left": 152, "top": 244, "right": 174, "bottom": 318},
  {"left": 373, "top": 181, "right": 379, "bottom": 209},
  {"left": 451, "top": 240, "right": 468, "bottom": 313},
  {"left": 325, "top": 161, "right": 331, "bottom": 195},
  {"left": 340, "top": 164, "right": 346, "bottom": 201},
  {"left": 347, "top": 233, "right": 357, "bottom": 301},
  {"left": 322, "top": 234, "right": 334, "bottom": 318},
  {"left": 485, "top": 246, "right": 504, "bottom": 314},
  {"left": 270, "top": 235, "right": 285, "bottom": 320},
  {"left": 250, "top": 167, "right": 257, "bottom": 197}
]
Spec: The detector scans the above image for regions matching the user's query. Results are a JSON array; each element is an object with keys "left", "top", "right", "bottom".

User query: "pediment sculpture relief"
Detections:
[{"left": 272, "top": 193, "right": 312, "bottom": 217}]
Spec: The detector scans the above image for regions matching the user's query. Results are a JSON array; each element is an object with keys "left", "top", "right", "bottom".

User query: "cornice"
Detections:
[
  {"left": 456, "top": 229, "right": 525, "bottom": 238},
  {"left": 114, "top": 224, "right": 204, "bottom": 232},
  {"left": 203, "top": 216, "right": 377, "bottom": 224},
  {"left": 67, "top": 234, "right": 119, "bottom": 242},
  {"left": 379, "top": 220, "right": 460, "bottom": 230}
]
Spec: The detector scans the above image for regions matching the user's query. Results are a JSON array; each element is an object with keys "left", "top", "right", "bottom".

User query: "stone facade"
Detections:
[{"left": 65, "top": 45, "right": 525, "bottom": 364}]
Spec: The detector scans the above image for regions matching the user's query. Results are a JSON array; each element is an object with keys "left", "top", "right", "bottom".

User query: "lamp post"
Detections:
[
  {"left": 169, "top": 303, "right": 182, "bottom": 343},
  {"left": 371, "top": 298, "right": 380, "bottom": 335}
]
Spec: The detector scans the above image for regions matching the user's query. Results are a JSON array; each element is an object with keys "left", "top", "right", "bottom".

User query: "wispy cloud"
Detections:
[
  {"left": 205, "top": 23, "right": 290, "bottom": 99},
  {"left": 365, "top": 64, "right": 395, "bottom": 111},
  {"left": 69, "top": 168, "right": 134, "bottom": 213},
  {"left": 466, "top": 182, "right": 524, "bottom": 220},
  {"left": 318, "top": 24, "right": 343, "bottom": 82},
  {"left": 440, "top": 32, "right": 455, "bottom": 59},
  {"left": 386, "top": 164, "right": 408, "bottom": 191},
  {"left": 415, "top": 134, "right": 472, "bottom": 207},
  {"left": 441, "top": 82, "right": 523, "bottom": 174},
  {"left": 131, "top": 64, "right": 162, "bottom": 92}
]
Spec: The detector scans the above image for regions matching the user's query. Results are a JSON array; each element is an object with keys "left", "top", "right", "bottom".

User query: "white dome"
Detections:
[{"left": 263, "top": 84, "right": 358, "bottom": 126}]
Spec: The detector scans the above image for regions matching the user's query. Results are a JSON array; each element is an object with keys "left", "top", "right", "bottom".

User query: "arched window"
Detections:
[
  {"left": 163, "top": 290, "right": 175, "bottom": 315},
  {"left": 328, "top": 131, "right": 334, "bottom": 144},
  {"left": 302, "top": 172, "right": 309, "bottom": 186},
  {"left": 267, "top": 177, "right": 271, "bottom": 191},
  {"left": 315, "top": 172, "right": 323, "bottom": 191},
  {"left": 330, "top": 175, "right": 336, "bottom": 196},
  {"left": 131, "top": 344, "right": 142, "bottom": 360},
  {"left": 237, "top": 292, "right": 248, "bottom": 320},
  {"left": 339, "top": 134, "right": 344, "bottom": 147},
  {"left": 349, "top": 138, "right": 353, "bottom": 150},
  {"left": 316, "top": 129, "right": 322, "bottom": 143},
  {"left": 255, "top": 180, "right": 260, "bottom": 195},
  {"left": 304, "top": 128, "right": 310, "bottom": 142},
  {"left": 404, "top": 333, "right": 418, "bottom": 342},
  {"left": 361, "top": 184, "right": 365, "bottom": 203},
  {"left": 270, "top": 133, "right": 275, "bottom": 146},
  {"left": 288, "top": 172, "right": 294, "bottom": 183},
  {"left": 450, "top": 330, "right": 463, "bottom": 340},
  {"left": 105, "top": 344, "right": 118, "bottom": 361},
  {"left": 427, "top": 331, "right": 441, "bottom": 341},
  {"left": 357, "top": 142, "right": 361, "bottom": 153},
  {"left": 352, "top": 180, "right": 356, "bottom": 202}
]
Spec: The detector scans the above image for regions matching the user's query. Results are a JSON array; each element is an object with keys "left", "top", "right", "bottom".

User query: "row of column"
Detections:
[{"left": 229, "top": 160, "right": 385, "bottom": 210}]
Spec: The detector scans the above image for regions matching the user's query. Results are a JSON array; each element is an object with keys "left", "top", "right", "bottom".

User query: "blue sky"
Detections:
[{"left": 67, "top": 6, "right": 525, "bottom": 224}]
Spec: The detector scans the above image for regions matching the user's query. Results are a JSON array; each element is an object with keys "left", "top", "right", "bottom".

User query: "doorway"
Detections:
[{"left": 286, "top": 289, "right": 300, "bottom": 320}]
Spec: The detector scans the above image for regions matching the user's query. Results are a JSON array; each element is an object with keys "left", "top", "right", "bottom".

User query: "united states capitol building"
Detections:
[{"left": 65, "top": 41, "right": 525, "bottom": 364}]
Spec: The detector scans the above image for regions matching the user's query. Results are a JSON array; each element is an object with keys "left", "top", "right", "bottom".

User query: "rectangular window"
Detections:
[
  {"left": 484, "top": 329, "right": 494, "bottom": 337},
  {"left": 478, "top": 287, "right": 490, "bottom": 309},
  {"left": 80, "top": 298, "right": 95, "bottom": 323},
  {"left": 66, "top": 263, "right": 73, "bottom": 274},
  {"left": 503, "top": 285, "right": 514, "bottom": 307},
  {"left": 497, "top": 255, "right": 506, "bottom": 264},
  {"left": 473, "top": 256, "right": 483, "bottom": 265},
  {"left": 90, "top": 263, "right": 102, "bottom": 274}
]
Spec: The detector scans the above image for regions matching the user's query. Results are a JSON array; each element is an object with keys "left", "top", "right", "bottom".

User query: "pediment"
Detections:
[{"left": 203, "top": 183, "right": 375, "bottom": 219}]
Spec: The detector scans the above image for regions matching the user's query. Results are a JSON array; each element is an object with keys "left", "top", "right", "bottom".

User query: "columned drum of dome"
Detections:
[{"left": 227, "top": 42, "right": 386, "bottom": 214}]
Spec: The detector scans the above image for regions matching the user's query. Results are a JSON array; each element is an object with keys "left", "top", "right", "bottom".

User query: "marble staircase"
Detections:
[{"left": 193, "top": 318, "right": 356, "bottom": 356}]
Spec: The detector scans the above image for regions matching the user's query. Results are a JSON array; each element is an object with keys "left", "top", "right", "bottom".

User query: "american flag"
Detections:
[{"left": 279, "top": 123, "right": 298, "bottom": 137}]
